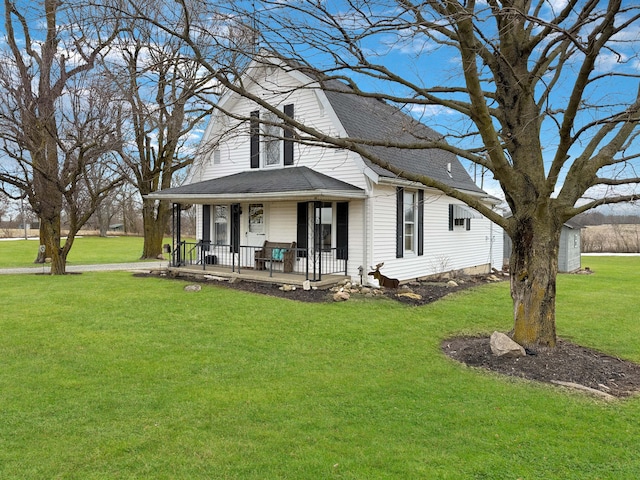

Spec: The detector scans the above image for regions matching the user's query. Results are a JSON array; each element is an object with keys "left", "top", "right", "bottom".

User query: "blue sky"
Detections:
[
  {"left": 3, "top": 0, "right": 640, "bottom": 213},
  {"left": 248, "top": 0, "right": 640, "bottom": 210}
]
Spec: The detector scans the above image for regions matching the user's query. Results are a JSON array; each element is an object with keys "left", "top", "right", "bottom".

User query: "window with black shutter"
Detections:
[
  {"left": 336, "top": 202, "right": 348, "bottom": 260},
  {"left": 250, "top": 111, "right": 259, "bottom": 168},
  {"left": 284, "top": 104, "right": 294, "bottom": 166}
]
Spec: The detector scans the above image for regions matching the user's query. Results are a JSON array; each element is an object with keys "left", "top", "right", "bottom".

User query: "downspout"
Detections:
[
  {"left": 363, "top": 195, "right": 369, "bottom": 285},
  {"left": 363, "top": 178, "right": 374, "bottom": 286},
  {"left": 489, "top": 208, "right": 493, "bottom": 270}
]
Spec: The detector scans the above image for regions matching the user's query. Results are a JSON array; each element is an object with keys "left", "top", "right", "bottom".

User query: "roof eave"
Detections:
[
  {"left": 145, "top": 189, "right": 367, "bottom": 204},
  {"left": 376, "top": 177, "right": 501, "bottom": 204}
]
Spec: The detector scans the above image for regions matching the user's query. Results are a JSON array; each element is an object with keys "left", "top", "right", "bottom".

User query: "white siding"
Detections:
[
  {"left": 191, "top": 67, "right": 369, "bottom": 189},
  {"left": 559, "top": 227, "right": 581, "bottom": 272},
  {"left": 265, "top": 202, "right": 297, "bottom": 242},
  {"left": 366, "top": 185, "right": 503, "bottom": 283},
  {"left": 346, "top": 200, "right": 365, "bottom": 281}
]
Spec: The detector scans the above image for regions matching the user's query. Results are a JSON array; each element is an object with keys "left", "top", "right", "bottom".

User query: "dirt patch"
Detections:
[{"left": 442, "top": 336, "right": 640, "bottom": 398}]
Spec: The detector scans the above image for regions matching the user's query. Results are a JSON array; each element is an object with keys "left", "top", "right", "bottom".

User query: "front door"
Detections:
[{"left": 245, "top": 203, "right": 266, "bottom": 247}]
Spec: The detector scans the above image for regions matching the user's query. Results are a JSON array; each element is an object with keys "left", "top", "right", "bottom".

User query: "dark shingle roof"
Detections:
[
  {"left": 149, "top": 166, "right": 363, "bottom": 199},
  {"left": 321, "top": 81, "right": 484, "bottom": 194}
]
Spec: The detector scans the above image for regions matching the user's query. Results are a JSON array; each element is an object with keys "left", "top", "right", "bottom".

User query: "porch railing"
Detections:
[{"left": 171, "top": 241, "right": 347, "bottom": 281}]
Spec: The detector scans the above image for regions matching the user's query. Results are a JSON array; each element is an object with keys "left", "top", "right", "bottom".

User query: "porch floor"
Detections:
[{"left": 168, "top": 264, "right": 347, "bottom": 288}]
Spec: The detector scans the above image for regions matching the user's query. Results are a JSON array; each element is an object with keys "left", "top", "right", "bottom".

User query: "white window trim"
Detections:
[
  {"left": 262, "top": 111, "right": 282, "bottom": 168},
  {"left": 404, "top": 191, "right": 417, "bottom": 255}
]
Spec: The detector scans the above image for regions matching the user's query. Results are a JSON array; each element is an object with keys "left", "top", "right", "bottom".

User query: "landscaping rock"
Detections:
[
  {"left": 447, "top": 280, "right": 459, "bottom": 287},
  {"left": 184, "top": 284, "right": 201, "bottom": 292},
  {"left": 490, "top": 331, "right": 525, "bottom": 357},
  {"left": 204, "top": 275, "right": 228, "bottom": 281},
  {"left": 397, "top": 292, "right": 422, "bottom": 301},
  {"left": 333, "top": 291, "right": 350, "bottom": 302},
  {"left": 303, "top": 280, "right": 311, "bottom": 291}
]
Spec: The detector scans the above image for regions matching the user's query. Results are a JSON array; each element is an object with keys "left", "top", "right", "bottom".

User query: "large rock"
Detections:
[
  {"left": 333, "top": 291, "right": 350, "bottom": 302},
  {"left": 184, "top": 284, "right": 201, "bottom": 292},
  {"left": 490, "top": 331, "right": 525, "bottom": 357}
]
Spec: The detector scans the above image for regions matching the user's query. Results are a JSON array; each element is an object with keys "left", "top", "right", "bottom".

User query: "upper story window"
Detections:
[
  {"left": 262, "top": 112, "right": 281, "bottom": 167},
  {"left": 250, "top": 104, "right": 295, "bottom": 169}
]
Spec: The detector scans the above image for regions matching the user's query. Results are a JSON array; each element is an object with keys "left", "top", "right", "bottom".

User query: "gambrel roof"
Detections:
[
  {"left": 320, "top": 80, "right": 484, "bottom": 194},
  {"left": 149, "top": 56, "right": 488, "bottom": 201}
]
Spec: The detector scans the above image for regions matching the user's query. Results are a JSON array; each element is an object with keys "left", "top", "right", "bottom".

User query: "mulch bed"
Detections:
[{"left": 442, "top": 336, "right": 640, "bottom": 399}]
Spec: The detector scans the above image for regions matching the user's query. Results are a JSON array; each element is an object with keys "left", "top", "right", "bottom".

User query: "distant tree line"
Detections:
[{"left": 572, "top": 211, "right": 640, "bottom": 227}]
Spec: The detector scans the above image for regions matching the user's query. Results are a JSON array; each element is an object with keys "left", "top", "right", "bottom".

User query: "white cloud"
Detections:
[{"left": 407, "top": 104, "right": 457, "bottom": 118}]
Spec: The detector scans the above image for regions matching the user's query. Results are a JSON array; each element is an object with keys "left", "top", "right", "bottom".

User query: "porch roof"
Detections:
[{"left": 147, "top": 166, "right": 365, "bottom": 203}]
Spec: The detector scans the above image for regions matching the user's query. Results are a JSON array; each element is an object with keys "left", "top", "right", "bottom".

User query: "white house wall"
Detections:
[
  {"left": 368, "top": 185, "right": 503, "bottom": 283},
  {"left": 193, "top": 66, "right": 369, "bottom": 189}
]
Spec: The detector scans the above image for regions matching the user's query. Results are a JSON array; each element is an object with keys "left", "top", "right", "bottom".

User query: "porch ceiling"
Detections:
[{"left": 147, "top": 166, "right": 366, "bottom": 203}]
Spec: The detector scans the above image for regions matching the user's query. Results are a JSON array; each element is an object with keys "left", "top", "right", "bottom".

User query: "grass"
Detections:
[
  {"left": 0, "top": 236, "right": 172, "bottom": 268},
  {"left": 1, "top": 256, "right": 640, "bottom": 478}
]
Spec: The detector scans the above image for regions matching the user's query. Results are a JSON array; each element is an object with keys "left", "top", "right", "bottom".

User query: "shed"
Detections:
[{"left": 503, "top": 220, "right": 582, "bottom": 273}]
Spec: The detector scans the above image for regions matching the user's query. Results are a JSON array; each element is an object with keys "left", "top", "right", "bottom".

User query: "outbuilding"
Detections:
[{"left": 504, "top": 220, "right": 581, "bottom": 273}]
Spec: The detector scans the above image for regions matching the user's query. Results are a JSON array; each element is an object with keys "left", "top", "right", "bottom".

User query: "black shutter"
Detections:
[
  {"left": 466, "top": 218, "right": 471, "bottom": 231},
  {"left": 283, "top": 104, "right": 294, "bottom": 166},
  {"left": 202, "top": 205, "right": 211, "bottom": 252},
  {"left": 296, "top": 202, "right": 308, "bottom": 258},
  {"left": 230, "top": 203, "right": 240, "bottom": 253},
  {"left": 448, "top": 204, "right": 454, "bottom": 231},
  {"left": 396, "top": 187, "right": 403, "bottom": 258},
  {"left": 418, "top": 190, "right": 424, "bottom": 256},
  {"left": 336, "top": 202, "right": 348, "bottom": 260},
  {"left": 250, "top": 111, "right": 259, "bottom": 168}
]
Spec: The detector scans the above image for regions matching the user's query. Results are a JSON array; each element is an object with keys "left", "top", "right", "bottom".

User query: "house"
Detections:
[{"left": 148, "top": 55, "right": 504, "bottom": 285}]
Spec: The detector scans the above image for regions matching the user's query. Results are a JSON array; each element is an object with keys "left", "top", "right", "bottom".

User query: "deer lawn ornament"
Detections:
[{"left": 368, "top": 262, "right": 399, "bottom": 289}]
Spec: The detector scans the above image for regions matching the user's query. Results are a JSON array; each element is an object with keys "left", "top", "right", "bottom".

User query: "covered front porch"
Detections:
[
  {"left": 169, "top": 239, "right": 348, "bottom": 282},
  {"left": 147, "top": 166, "right": 366, "bottom": 284}
]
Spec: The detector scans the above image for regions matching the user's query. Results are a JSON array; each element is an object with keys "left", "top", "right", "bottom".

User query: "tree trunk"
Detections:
[
  {"left": 509, "top": 220, "right": 561, "bottom": 349},
  {"left": 40, "top": 214, "right": 67, "bottom": 275},
  {"left": 141, "top": 197, "right": 172, "bottom": 259}
]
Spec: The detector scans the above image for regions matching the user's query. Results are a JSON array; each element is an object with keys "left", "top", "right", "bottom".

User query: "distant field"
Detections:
[
  {"left": 0, "top": 235, "right": 172, "bottom": 268},
  {"left": 1, "top": 228, "right": 127, "bottom": 238},
  {"left": 582, "top": 224, "right": 640, "bottom": 253}
]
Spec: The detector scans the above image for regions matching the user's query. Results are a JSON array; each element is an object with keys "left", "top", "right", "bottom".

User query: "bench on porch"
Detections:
[{"left": 255, "top": 240, "right": 296, "bottom": 273}]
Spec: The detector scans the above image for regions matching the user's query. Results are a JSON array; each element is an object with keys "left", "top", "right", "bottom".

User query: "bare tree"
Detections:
[
  {"left": 0, "top": 0, "right": 122, "bottom": 273},
  {"left": 102, "top": 1, "right": 253, "bottom": 259},
  {"left": 107, "top": 31, "right": 210, "bottom": 258},
  {"left": 144, "top": 0, "right": 640, "bottom": 348}
]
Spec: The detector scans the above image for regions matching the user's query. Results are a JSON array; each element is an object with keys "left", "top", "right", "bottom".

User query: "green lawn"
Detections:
[
  {"left": 1, "top": 256, "right": 639, "bottom": 478},
  {"left": 0, "top": 236, "right": 172, "bottom": 268}
]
